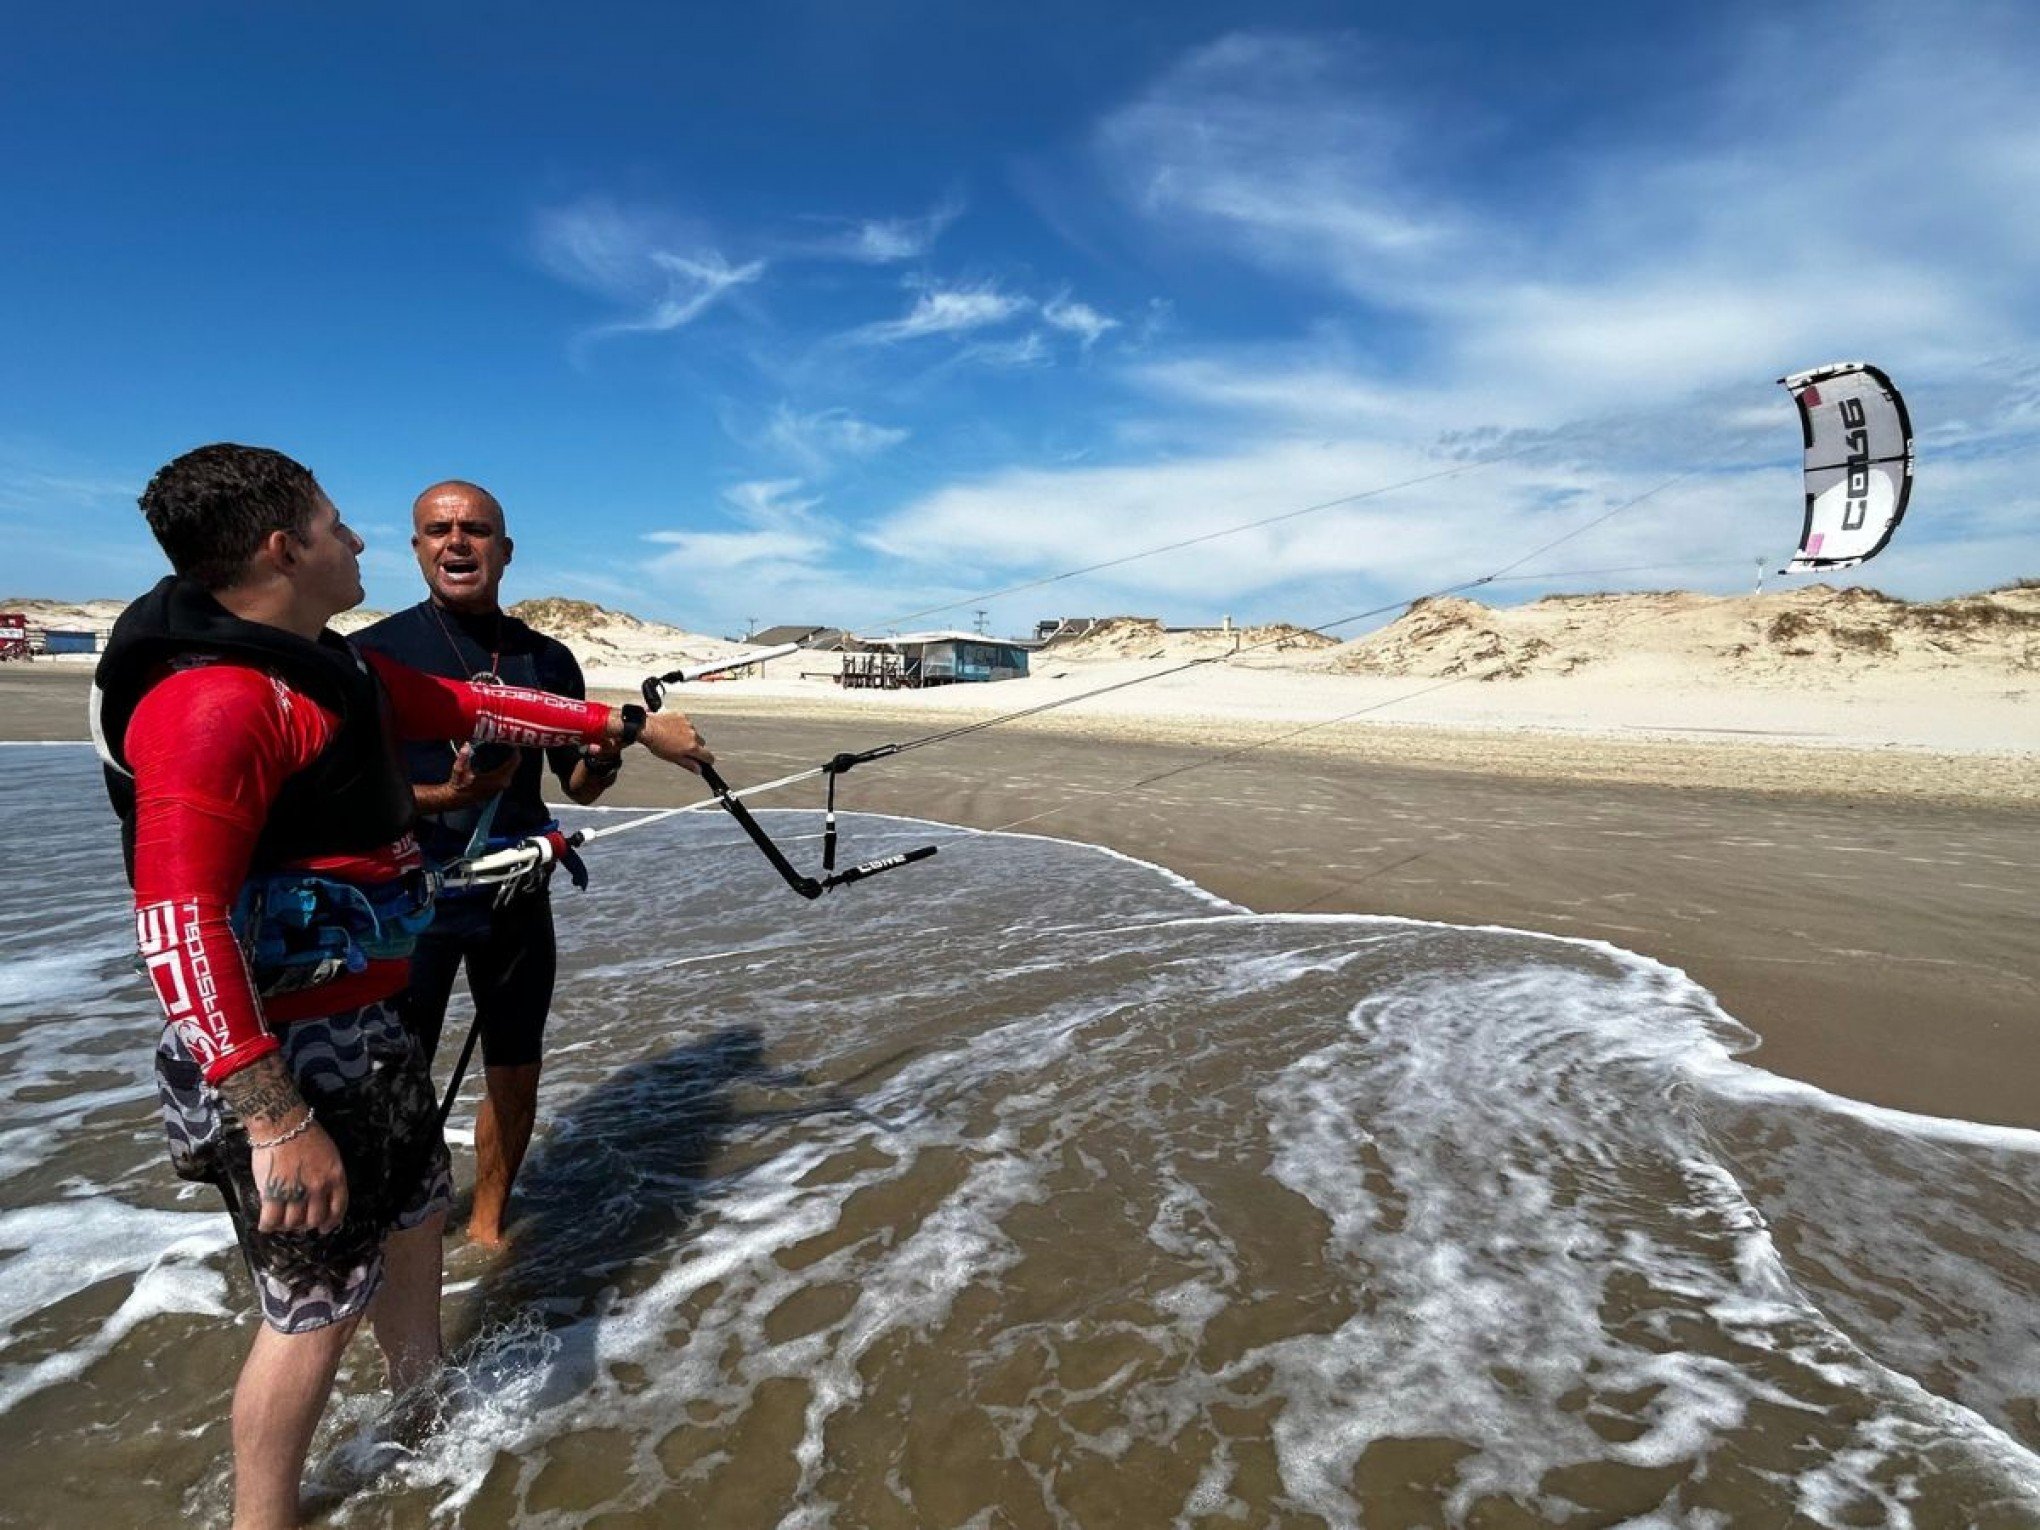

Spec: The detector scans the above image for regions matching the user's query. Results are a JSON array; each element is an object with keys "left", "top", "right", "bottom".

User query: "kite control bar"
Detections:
[
  {"left": 639, "top": 661, "right": 938, "bottom": 901},
  {"left": 697, "top": 759, "right": 936, "bottom": 901}
]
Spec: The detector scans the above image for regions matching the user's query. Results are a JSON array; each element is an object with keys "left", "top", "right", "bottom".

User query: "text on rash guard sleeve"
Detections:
[
  {"left": 126, "top": 664, "right": 333, "bottom": 1083},
  {"left": 363, "top": 648, "right": 611, "bottom": 748}
]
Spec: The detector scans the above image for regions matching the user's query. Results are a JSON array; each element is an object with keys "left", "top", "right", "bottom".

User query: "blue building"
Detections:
[{"left": 850, "top": 631, "right": 1033, "bottom": 687}]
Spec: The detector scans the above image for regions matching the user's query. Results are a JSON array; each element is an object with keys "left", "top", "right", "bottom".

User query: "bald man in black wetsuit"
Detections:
[{"left": 356, "top": 480, "right": 623, "bottom": 1246}]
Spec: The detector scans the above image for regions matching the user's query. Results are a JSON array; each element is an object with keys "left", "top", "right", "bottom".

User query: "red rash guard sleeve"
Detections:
[
  {"left": 126, "top": 649, "right": 609, "bottom": 1086},
  {"left": 126, "top": 664, "right": 335, "bottom": 1084},
  {"left": 363, "top": 648, "right": 612, "bottom": 747}
]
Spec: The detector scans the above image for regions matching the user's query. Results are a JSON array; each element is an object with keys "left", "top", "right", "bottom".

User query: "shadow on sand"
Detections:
[
  {"left": 305, "top": 1022, "right": 912, "bottom": 1518},
  {"left": 456, "top": 1024, "right": 773, "bottom": 1335},
  {"left": 439, "top": 1023, "right": 898, "bottom": 1418}
]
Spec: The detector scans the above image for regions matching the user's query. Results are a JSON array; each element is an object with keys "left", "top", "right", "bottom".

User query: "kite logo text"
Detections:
[{"left": 1839, "top": 397, "right": 1870, "bottom": 531}]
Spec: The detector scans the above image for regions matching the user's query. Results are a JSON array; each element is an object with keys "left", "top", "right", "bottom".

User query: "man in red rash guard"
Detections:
[{"left": 95, "top": 443, "right": 712, "bottom": 1530}]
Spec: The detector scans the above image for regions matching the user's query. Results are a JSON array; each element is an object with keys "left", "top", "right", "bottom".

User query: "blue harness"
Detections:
[{"left": 232, "top": 869, "right": 437, "bottom": 997}]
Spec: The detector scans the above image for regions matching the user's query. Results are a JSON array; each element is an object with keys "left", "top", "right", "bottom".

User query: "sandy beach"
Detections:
[
  {"left": 7, "top": 591, "right": 2039, "bottom": 1525},
  {"left": 9, "top": 627, "right": 2035, "bottom": 1133}
]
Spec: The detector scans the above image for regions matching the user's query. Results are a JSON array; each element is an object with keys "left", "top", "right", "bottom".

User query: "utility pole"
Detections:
[
  {"left": 973, "top": 608, "right": 990, "bottom": 636},
  {"left": 745, "top": 616, "right": 759, "bottom": 640}
]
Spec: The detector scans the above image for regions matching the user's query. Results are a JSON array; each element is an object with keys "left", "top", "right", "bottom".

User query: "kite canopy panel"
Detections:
[{"left": 1779, "top": 361, "right": 1914, "bottom": 574}]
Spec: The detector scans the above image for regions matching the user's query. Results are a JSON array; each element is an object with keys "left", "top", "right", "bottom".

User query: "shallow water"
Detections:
[{"left": 0, "top": 747, "right": 2035, "bottom": 1528}]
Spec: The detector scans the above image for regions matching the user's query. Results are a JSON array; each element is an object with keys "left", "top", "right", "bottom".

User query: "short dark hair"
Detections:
[{"left": 138, "top": 443, "right": 326, "bottom": 590}]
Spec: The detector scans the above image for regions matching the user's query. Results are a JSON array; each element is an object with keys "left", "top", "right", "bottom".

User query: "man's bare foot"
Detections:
[{"left": 465, "top": 1220, "right": 507, "bottom": 1249}]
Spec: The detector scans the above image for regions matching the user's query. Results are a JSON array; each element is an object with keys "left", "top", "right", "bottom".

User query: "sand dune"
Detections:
[
  {"left": 0, "top": 594, "right": 751, "bottom": 670},
  {"left": 7, "top": 586, "right": 2034, "bottom": 801},
  {"left": 14, "top": 584, "right": 2033, "bottom": 692},
  {"left": 1038, "top": 616, "right": 1335, "bottom": 662},
  {"left": 1323, "top": 585, "right": 2040, "bottom": 685}
]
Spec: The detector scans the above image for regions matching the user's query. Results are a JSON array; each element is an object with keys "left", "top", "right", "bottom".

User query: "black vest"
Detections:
[{"left": 94, "top": 576, "right": 417, "bottom": 883}]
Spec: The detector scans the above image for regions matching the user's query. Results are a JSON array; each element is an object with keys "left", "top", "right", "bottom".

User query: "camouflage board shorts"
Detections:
[{"left": 155, "top": 1000, "right": 453, "bottom": 1333}]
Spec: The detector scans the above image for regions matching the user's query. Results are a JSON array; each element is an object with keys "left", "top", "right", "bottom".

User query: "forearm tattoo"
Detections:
[{"left": 218, "top": 1053, "right": 306, "bottom": 1128}]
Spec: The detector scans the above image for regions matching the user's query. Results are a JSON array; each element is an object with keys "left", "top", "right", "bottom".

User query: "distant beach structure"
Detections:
[
  {"left": 0, "top": 613, "right": 104, "bottom": 659},
  {"left": 851, "top": 630, "right": 1034, "bottom": 686}
]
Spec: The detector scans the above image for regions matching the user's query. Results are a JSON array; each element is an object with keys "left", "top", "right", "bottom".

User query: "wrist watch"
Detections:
[{"left": 617, "top": 703, "right": 647, "bottom": 748}]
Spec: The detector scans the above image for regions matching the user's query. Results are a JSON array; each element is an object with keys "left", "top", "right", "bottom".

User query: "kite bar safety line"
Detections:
[
  {"left": 571, "top": 747, "right": 937, "bottom": 898},
  {"left": 455, "top": 758, "right": 937, "bottom": 903},
  {"left": 572, "top": 765, "right": 829, "bottom": 845}
]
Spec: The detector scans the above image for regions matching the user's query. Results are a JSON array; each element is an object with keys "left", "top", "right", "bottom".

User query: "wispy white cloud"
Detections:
[
  {"left": 762, "top": 406, "right": 910, "bottom": 474},
  {"left": 814, "top": 196, "right": 966, "bottom": 264},
  {"left": 639, "top": 480, "right": 857, "bottom": 627},
  {"left": 861, "top": 426, "right": 1867, "bottom": 623},
  {"left": 0, "top": 442, "right": 166, "bottom": 596},
  {"left": 0, "top": 464, "right": 134, "bottom": 518},
  {"left": 534, "top": 200, "right": 765, "bottom": 342},
  {"left": 646, "top": 525, "right": 829, "bottom": 575},
  {"left": 1041, "top": 294, "right": 1119, "bottom": 349},
  {"left": 605, "top": 251, "right": 766, "bottom": 336},
  {"left": 642, "top": 477, "right": 832, "bottom": 584},
  {"left": 1093, "top": 17, "right": 2040, "bottom": 415},
  {"left": 959, "top": 331, "right": 1052, "bottom": 370},
  {"left": 720, "top": 477, "right": 822, "bottom": 524},
  {"left": 877, "top": 8, "right": 2036, "bottom": 609},
  {"left": 1133, "top": 351, "right": 1434, "bottom": 432},
  {"left": 1097, "top": 34, "right": 1464, "bottom": 302},
  {"left": 851, "top": 280, "right": 1030, "bottom": 344}
]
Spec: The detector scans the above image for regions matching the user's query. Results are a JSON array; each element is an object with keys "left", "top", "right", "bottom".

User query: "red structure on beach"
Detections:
[{"left": 0, "top": 615, "right": 31, "bottom": 662}]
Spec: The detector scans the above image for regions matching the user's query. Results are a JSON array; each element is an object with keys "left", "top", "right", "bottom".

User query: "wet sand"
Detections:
[{"left": 10, "top": 663, "right": 2036, "bottom": 1132}]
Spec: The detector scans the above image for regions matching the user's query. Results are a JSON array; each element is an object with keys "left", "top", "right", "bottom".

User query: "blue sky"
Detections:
[{"left": 4, "top": 1, "right": 2036, "bottom": 637}]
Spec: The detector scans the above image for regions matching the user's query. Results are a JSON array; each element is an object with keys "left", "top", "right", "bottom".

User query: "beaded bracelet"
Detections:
[{"left": 248, "top": 1106, "right": 317, "bottom": 1151}]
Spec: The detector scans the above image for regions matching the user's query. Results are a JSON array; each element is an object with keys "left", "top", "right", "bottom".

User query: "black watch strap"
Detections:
[{"left": 617, "top": 703, "right": 647, "bottom": 748}]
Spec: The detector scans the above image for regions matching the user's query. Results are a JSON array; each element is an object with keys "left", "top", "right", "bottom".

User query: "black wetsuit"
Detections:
[{"left": 354, "top": 601, "right": 586, "bottom": 1067}]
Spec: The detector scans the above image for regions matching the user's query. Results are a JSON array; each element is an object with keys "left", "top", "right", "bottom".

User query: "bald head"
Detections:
[
  {"left": 412, "top": 480, "right": 512, "bottom": 613},
  {"left": 413, "top": 480, "right": 504, "bottom": 530}
]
